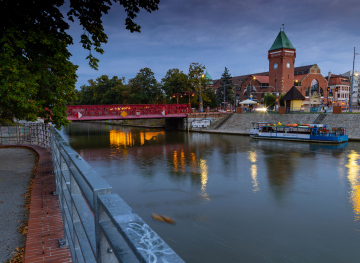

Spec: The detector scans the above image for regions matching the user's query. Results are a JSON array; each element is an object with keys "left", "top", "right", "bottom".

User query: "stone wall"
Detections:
[{"left": 218, "top": 113, "right": 319, "bottom": 133}]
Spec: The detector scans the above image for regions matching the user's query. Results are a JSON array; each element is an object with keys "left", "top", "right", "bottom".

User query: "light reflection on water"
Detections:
[
  {"left": 60, "top": 123, "right": 360, "bottom": 263},
  {"left": 346, "top": 150, "right": 360, "bottom": 221}
]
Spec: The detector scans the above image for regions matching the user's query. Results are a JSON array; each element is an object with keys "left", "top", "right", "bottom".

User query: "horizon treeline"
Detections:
[{"left": 70, "top": 63, "right": 221, "bottom": 108}]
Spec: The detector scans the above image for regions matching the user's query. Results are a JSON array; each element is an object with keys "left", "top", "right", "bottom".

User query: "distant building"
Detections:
[
  {"left": 212, "top": 30, "right": 329, "bottom": 107},
  {"left": 324, "top": 74, "right": 351, "bottom": 106},
  {"left": 341, "top": 71, "right": 359, "bottom": 106}
]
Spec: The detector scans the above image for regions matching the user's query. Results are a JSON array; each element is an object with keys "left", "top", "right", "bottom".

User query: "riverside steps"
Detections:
[{"left": 192, "top": 113, "right": 360, "bottom": 140}]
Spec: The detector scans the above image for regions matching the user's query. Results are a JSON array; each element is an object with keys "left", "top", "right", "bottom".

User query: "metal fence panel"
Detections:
[{"left": 0, "top": 123, "right": 184, "bottom": 262}]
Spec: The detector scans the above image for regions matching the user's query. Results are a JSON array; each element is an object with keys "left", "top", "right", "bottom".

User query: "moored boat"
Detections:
[{"left": 250, "top": 122, "right": 348, "bottom": 143}]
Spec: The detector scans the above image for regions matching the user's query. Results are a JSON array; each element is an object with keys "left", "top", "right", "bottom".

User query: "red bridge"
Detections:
[{"left": 66, "top": 104, "right": 189, "bottom": 121}]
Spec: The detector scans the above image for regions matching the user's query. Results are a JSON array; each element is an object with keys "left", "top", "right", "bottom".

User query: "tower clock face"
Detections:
[
  {"left": 286, "top": 62, "right": 291, "bottom": 68},
  {"left": 273, "top": 63, "right": 278, "bottom": 69}
]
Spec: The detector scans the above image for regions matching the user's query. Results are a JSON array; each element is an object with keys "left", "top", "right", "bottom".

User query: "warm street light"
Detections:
[
  {"left": 173, "top": 92, "right": 182, "bottom": 104},
  {"left": 184, "top": 91, "right": 194, "bottom": 113}
]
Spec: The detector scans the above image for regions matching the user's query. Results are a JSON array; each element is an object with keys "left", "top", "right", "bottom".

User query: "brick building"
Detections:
[
  {"left": 324, "top": 74, "right": 351, "bottom": 106},
  {"left": 212, "top": 30, "right": 330, "bottom": 107}
]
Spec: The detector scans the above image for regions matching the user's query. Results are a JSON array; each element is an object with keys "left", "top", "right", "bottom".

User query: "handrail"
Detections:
[
  {"left": 50, "top": 127, "right": 184, "bottom": 263},
  {"left": 0, "top": 123, "right": 51, "bottom": 147}
]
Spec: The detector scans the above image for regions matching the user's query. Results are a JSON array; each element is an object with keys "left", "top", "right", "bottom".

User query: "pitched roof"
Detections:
[
  {"left": 212, "top": 65, "right": 314, "bottom": 87},
  {"left": 269, "top": 30, "right": 295, "bottom": 51},
  {"left": 294, "top": 74, "right": 307, "bottom": 82},
  {"left": 282, "top": 86, "right": 305, "bottom": 100},
  {"left": 294, "top": 65, "right": 314, "bottom": 75},
  {"left": 252, "top": 75, "right": 269, "bottom": 83}
]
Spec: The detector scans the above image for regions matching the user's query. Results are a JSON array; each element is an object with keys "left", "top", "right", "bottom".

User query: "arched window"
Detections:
[
  {"left": 306, "top": 87, "right": 309, "bottom": 97},
  {"left": 310, "top": 79, "right": 319, "bottom": 95}
]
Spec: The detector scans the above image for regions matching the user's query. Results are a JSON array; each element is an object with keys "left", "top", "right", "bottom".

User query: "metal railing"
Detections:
[
  {"left": 0, "top": 123, "right": 183, "bottom": 262},
  {"left": 50, "top": 127, "right": 184, "bottom": 263},
  {"left": 0, "top": 123, "right": 51, "bottom": 147}
]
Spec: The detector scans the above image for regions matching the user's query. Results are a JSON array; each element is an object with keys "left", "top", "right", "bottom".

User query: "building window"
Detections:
[
  {"left": 320, "top": 88, "right": 324, "bottom": 96},
  {"left": 310, "top": 79, "right": 319, "bottom": 95}
]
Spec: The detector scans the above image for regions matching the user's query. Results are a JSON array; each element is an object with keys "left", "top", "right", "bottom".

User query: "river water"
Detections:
[{"left": 59, "top": 122, "right": 360, "bottom": 263}]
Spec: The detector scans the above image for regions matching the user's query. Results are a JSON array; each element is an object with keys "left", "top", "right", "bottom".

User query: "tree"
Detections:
[
  {"left": 264, "top": 93, "right": 276, "bottom": 108},
  {"left": 202, "top": 88, "right": 219, "bottom": 109},
  {"left": 129, "top": 68, "right": 162, "bottom": 104},
  {"left": 279, "top": 94, "right": 285, "bottom": 107},
  {"left": 161, "top": 69, "right": 190, "bottom": 103},
  {"left": 217, "top": 67, "right": 234, "bottom": 107},
  {"left": 75, "top": 75, "right": 129, "bottom": 105},
  {"left": 0, "top": 0, "right": 159, "bottom": 126},
  {"left": 188, "top": 63, "right": 206, "bottom": 108}
]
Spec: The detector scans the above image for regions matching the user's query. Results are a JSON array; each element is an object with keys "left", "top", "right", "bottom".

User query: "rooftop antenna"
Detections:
[{"left": 282, "top": 24, "right": 285, "bottom": 31}]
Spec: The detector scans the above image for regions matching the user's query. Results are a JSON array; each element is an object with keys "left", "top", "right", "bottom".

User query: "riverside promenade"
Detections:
[{"left": 0, "top": 145, "right": 71, "bottom": 263}]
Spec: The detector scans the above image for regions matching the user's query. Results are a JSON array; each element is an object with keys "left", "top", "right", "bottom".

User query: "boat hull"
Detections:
[{"left": 250, "top": 134, "right": 348, "bottom": 144}]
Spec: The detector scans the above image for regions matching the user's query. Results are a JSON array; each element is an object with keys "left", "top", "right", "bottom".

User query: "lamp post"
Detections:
[
  {"left": 350, "top": 47, "right": 360, "bottom": 113},
  {"left": 249, "top": 76, "right": 256, "bottom": 100},
  {"left": 234, "top": 83, "right": 238, "bottom": 113},
  {"left": 184, "top": 91, "right": 194, "bottom": 113},
  {"left": 172, "top": 92, "right": 182, "bottom": 104},
  {"left": 198, "top": 74, "right": 204, "bottom": 113}
]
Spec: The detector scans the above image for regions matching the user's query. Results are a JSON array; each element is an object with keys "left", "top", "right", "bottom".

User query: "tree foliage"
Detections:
[
  {"left": 76, "top": 75, "right": 129, "bottom": 105},
  {"left": 217, "top": 67, "right": 234, "bottom": 106},
  {"left": 264, "top": 93, "right": 276, "bottom": 108},
  {"left": 161, "top": 69, "right": 190, "bottom": 103},
  {"left": 129, "top": 68, "right": 162, "bottom": 104},
  {"left": 0, "top": 0, "right": 159, "bottom": 126}
]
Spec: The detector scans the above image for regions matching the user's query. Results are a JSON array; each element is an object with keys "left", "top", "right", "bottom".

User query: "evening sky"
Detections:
[{"left": 65, "top": 0, "right": 360, "bottom": 88}]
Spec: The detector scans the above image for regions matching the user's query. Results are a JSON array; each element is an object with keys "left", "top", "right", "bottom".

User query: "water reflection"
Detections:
[
  {"left": 59, "top": 123, "right": 360, "bottom": 263},
  {"left": 110, "top": 129, "right": 165, "bottom": 148},
  {"left": 248, "top": 150, "right": 259, "bottom": 192},
  {"left": 346, "top": 150, "right": 360, "bottom": 221},
  {"left": 199, "top": 159, "right": 209, "bottom": 200}
]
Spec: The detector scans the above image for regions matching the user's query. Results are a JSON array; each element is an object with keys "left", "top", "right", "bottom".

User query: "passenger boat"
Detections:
[{"left": 250, "top": 122, "right": 348, "bottom": 143}]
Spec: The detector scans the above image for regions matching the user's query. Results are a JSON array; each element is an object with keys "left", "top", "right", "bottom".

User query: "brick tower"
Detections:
[{"left": 268, "top": 30, "right": 296, "bottom": 94}]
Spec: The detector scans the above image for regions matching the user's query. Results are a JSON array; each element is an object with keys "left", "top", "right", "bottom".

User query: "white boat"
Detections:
[{"left": 250, "top": 122, "right": 348, "bottom": 143}]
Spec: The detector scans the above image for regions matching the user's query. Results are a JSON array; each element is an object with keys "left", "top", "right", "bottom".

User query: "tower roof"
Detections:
[
  {"left": 269, "top": 30, "right": 295, "bottom": 51},
  {"left": 204, "top": 71, "right": 213, "bottom": 85}
]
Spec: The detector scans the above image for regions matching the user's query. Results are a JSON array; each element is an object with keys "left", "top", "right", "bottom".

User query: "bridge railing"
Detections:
[
  {"left": 50, "top": 127, "right": 184, "bottom": 263},
  {"left": 66, "top": 104, "right": 189, "bottom": 118}
]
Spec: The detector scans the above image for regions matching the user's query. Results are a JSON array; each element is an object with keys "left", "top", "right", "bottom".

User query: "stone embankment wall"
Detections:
[{"left": 202, "top": 113, "right": 360, "bottom": 140}]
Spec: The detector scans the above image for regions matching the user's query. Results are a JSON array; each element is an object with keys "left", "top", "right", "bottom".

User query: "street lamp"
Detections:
[
  {"left": 184, "top": 91, "right": 194, "bottom": 113},
  {"left": 350, "top": 47, "right": 360, "bottom": 112},
  {"left": 198, "top": 74, "right": 204, "bottom": 113},
  {"left": 172, "top": 92, "right": 182, "bottom": 104},
  {"left": 249, "top": 76, "right": 256, "bottom": 100}
]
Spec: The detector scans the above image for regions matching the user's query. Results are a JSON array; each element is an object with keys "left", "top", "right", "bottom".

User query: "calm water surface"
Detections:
[{"left": 59, "top": 122, "right": 360, "bottom": 263}]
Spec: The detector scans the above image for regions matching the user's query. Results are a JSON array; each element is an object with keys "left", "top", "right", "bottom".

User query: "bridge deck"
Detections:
[{"left": 67, "top": 104, "right": 188, "bottom": 120}]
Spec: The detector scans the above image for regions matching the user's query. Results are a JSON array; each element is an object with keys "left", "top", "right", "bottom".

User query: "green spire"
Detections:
[
  {"left": 204, "top": 71, "right": 213, "bottom": 85},
  {"left": 269, "top": 30, "right": 295, "bottom": 51}
]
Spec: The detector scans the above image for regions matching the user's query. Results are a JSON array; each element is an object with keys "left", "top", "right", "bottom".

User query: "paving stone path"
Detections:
[{"left": 0, "top": 148, "right": 35, "bottom": 262}]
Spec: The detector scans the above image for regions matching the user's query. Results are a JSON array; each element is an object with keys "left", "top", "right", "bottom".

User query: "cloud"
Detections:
[{"left": 64, "top": 0, "right": 360, "bottom": 88}]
